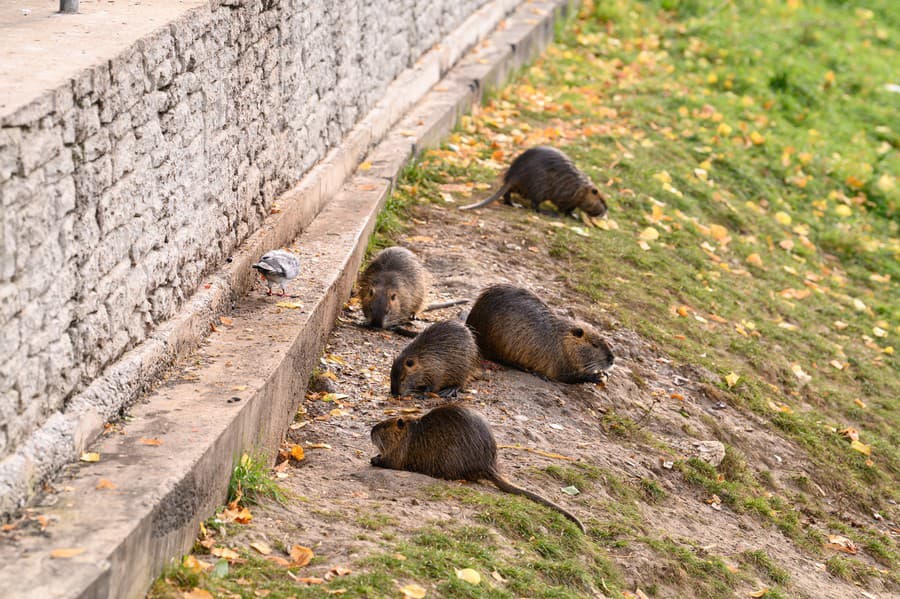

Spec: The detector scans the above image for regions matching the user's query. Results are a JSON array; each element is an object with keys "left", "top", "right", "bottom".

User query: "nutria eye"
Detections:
[
  {"left": 391, "top": 293, "right": 397, "bottom": 300},
  {"left": 592, "top": 189, "right": 599, "bottom": 195},
  {"left": 396, "top": 419, "right": 405, "bottom": 429},
  {"left": 572, "top": 327, "right": 584, "bottom": 338},
  {"left": 405, "top": 358, "right": 415, "bottom": 368}
]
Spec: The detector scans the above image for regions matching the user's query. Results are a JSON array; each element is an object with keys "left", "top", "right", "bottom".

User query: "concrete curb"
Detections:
[{"left": 0, "top": 1, "right": 575, "bottom": 597}]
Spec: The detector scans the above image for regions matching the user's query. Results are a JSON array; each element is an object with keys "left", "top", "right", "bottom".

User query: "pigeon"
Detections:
[{"left": 251, "top": 250, "right": 300, "bottom": 296}]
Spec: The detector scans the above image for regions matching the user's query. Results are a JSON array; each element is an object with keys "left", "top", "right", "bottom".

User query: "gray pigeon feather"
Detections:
[{"left": 252, "top": 250, "right": 300, "bottom": 295}]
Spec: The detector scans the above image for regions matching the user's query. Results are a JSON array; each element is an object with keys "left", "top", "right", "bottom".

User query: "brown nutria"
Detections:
[
  {"left": 465, "top": 284, "right": 613, "bottom": 384},
  {"left": 370, "top": 404, "right": 586, "bottom": 532},
  {"left": 391, "top": 320, "right": 480, "bottom": 397},
  {"left": 459, "top": 146, "right": 607, "bottom": 217},
  {"left": 358, "top": 247, "right": 430, "bottom": 329}
]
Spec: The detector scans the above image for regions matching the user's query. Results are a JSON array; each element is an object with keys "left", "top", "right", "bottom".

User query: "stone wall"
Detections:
[{"left": 0, "top": 0, "right": 490, "bottom": 509}]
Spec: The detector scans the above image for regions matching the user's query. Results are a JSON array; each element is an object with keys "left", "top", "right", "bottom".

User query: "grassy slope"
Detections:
[{"left": 151, "top": 1, "right": 897, "bottom": 597}]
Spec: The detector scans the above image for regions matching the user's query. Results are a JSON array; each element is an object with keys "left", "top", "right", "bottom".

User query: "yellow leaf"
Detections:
[
  {"left": 746, "top": 253, "right": 763, "bottom": 267},
  {"left": 724, "top": 372, "right": 740, "bottom": 388},
  {"left": 183, "top": 589, "right": 214, "bottom": 599},
  {"left": 825, "top": 534, "right": 858, "bottom": 554},
  {"left": 676, "top": 305, "right": 690, "bottom": 317},
  {"left": 639, "top": 227, "right": 660, "bottom": 241},
  {"left": 750, "top": 131, "right": 765, "bottom": 145},
  {"left": 290, "top": 445, "right": 305, "bottom": 462},
  {"left": 79, "top": 452, "right": 100, "bottom": 463},
  {"left": 845, "top": 175, "right": 865, "bottom": 189},
  {"left": 290, "top": 545, "right": 314, "bottom": 567},
  {"left": 829, "top": 360, "right": 844, "bottom": 370},
  {"left": 708, "top": 224, "right": 729, "bottom": 242},
  {"left": 854, "top": 399, "right": 867, "bottom": 409},
  {"left": 873, "top": 326, "right": 887, "bottom": 338},
  {"left": 400, "top": 584, "right": 427, "bottom": 598},
  {"left": 50, "top": 548, "right": 86, "bottom": 559},
  {"left": 834, "top": 204, "right": 852, "bottom": 217},
  {"left": 748, "top": 589, "right": 770, "bottom": 598},
  {"left": 717, "top": 123, "right": 733, "bottom": 136},
  {"left": 773, "top": 211, "right": 792, "bottom": 226},
  {"left": 183, "top": 555, "right": 210, "bottom": 573},
  {"left": 852, "top": 298, "right": 867, "bottom": 311},
  {"left": 833, "top": 321, "right": 848, "bottom": 330},
  {"left": 652, "top": 171, "right": 672, "bottom": 185},
  {"left": 455, "top": 568, "right": 481, "bottom": 585},
  {"left": 276, "top": 301, "right": 303, "bottom": 309},
  {"left": 638, "top": 240, "right": 652, "bottom": 251},
  {"left": 96, "top": 478, "right": 116, "bottom": 490},
  {"left": 211, "top": 546, "right": 241, "bottom": 561},
  {"left": 250, "top": 541, "right": 272, "bottom": 555},
  {"left": 139, "top": 438, "right": 163, "bottom": 446},
  {"left": 884, "top": 346, "right": 894, "bottom": 355},
  {"left": 358, "top": 161, "right": 372, "bottom": 171},
  {"left": 850, "top": 440, "right": 871, "bottom": 456}
]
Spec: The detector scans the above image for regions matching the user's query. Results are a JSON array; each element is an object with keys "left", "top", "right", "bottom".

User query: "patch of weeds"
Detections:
[
  {"left": 639, "top": 478, "right": 667, "bottom": 503},
  {"left": 739, "top": 550, "right": 790, "bottom": 585},
  {"left": 355, "top": 511, "right": 398, "bottom": 531},
  {"left": 228, "top": 451, "right": 286, "bottom": 506},
  {"left": 641, "top": 537, "right": 738, "bottom": 599},
  {"left": 543, "top": 464, "right": 594, "bottom": 491},
  {"left": 825, "top": 556, "right": 871, "bottom": 584}
]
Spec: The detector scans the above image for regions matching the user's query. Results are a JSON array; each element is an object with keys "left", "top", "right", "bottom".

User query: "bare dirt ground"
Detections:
[{"left": 196, "top": 199, "right": 892, "bottom": 598}]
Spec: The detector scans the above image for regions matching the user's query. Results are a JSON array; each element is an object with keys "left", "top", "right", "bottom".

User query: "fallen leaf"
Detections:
[
  {"left": 455, "top": 568, "right": 481, "bottom": 585},
  {"left": 873, "top": 326, "right": 887, "bottom": 338},
  {"left": 748, "top": 589, "right": 770, "bottom": 598},
  {"left": 829, "top": 360, "right": 844, "bottom": 370},
  {"left": 95, "top": 478, "right": 116, "bottom": 490},
  {"left": 560, "top": 485, "right": 581, "bottom": 496},
  {"left": 297, "top": 577, "right": 325, "bottom": 584},
  {"left": 307, "top": 443, "right": 332, "bottom": 449},
  {"left": 824, "top": 534, "right": 858, "bottom": 554},
  {"left": 211, "top": 546, "right": 241, "bottom": 561},
  {"left": 833, "top": 321, "right": 849, "bottom": 330},
  {"left": 840, "top": 427, "right": 859, "bottom": 441},
  {"left": 220, "top": 316, "right": 234, "bottom": 326},
  {"left": 50, "top": 548, "right": 86, "bottom": 559},
  {"left": 79, "top": 452, "right": 100, "bottom": 463},
  {"left": 290, "top": 545, "right": 314, "bottom": 567},
  {"left": 400, "top": 583, "right": 427, "bottom": 598},
  {"left": 750, "top": 131, "right": 765, "bottom": 145},
  {"left": 774, "top": 211, "right": 792, "bottom": 226},
  {"left": 290, "top": 445, "right": 305, "bottom": 462},
  {"left": 265, "top": 555, "right": 291, "bottom": 567},
  {"left": 276, "top": 301, "right": 303, "bottom": 309},
  {"left": 676, "top": 305, "right": 690, "bottom": 317},
  {"left": 639, "top": 227, "right": 660, "bottom": 241},
  {"left": 250, "top": 541, "right": 272, "bottom": 555},
  {"left": 358, "top": 161, "right": 372, "bottom": 171},
  {"left": 746, "top": 253, "right": 763, "bottom": 267},
  {"left": 183, "top": 555, "right": 210, "bottom": 573},
  {"left": 183, "top": 589, "right": 214, "bottom": 599},
  {"left": 850, "top": 440, "right": 871, "bottom": 456},
  {"left": 724, "top": 372, "right": 740, "bottom": 388},
  {"left": 854, "top": 399, "right": 867, "bottom": 409},
  {"left": 358, "top": 183, "right": 377, "bottom": 191},
  {"left": 139, "top": 438, "right": 162, "bottom": 446}
]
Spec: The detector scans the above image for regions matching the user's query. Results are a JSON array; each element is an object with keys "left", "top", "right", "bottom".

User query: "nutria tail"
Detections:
[
  {"left": 487, "top": 471, "right": 587, "bottom": 533},
  {"left": 459, "top": 182, "right": 512, "bottom": 211}
]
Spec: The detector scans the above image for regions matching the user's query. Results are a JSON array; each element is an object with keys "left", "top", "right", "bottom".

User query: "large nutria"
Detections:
[
  {"left": 358, "top": 247, "right": 430, "bottom": 329},
  {"left": 370, "top": 405, "right": 586, "bottom": 532},
  {"left": 459, "top": 146, "right": 607, "bottom": 217},
  {"left": 465, "top": 284, "right": 614, "bottom": 384},
  {"left": 391, "top": 320, "right": 480, "bottom": 397}
]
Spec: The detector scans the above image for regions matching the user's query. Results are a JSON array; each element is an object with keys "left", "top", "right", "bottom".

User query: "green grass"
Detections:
[{"left": 228, "top": 451, "right": 286, "bottom": 506}]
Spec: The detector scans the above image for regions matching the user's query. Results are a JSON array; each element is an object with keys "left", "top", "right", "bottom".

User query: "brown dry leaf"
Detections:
[
  {"left": 220, "top": 316, "right": 234, "bottom": 326},
  {"left": 746, "top": 253, "right": 763, "bottom": 267},
  {"left": 182, "top": 589, "right": 214, "bottom": 599},
  {"left": 840, "top": 427, "right": 860, "bottom": 442},
  {"left": 854, "top": 399, "right": 867, "bottom": 409},
  {"left": 183, "top": 555, "right": 210, "bottom": 573},
  {"left": 250, "top": 541, "right": 272, "bottom": 555},
  {"left": 676, "top": 305, "right": 690, "bottom": 317},
  {"left": 330, "top": 566, "right": 352, "bottom": 577},
  {"left": 400, "top": 583, "right": 427, "bottom": 598},
  {"left": 358, "top": 183, "right": 377, "bottom": 191},
  {"left": 307, "top": 443, "right": 332, "bottom": 449},
  {"left": 297, "top": 577, "right": 325, "bottom": 584},
  {"left": 324, "top": 590, "right": 346, "bottom": 595},
  {"left": 290, "top": 545, "right": 314, "bottom": 567},
  {"left": 139, "top": 438, "right": 162, "bottom": 446},
  {"left": 50, "top": 548, "right": 86, "bottom": 559},
  {"left": 265, "top": 555, "right": 292, "bottom": 567},
  {"left": 290, "top": 444, "right": 305, "bottom": 462},
  {"left": 708, "top": 224, "right": 730, "bottom": 242},
  {"left": 221, "top": 504, "right": 253, "bottom": 525},
  {"left": 211, "top": 546, "right": 241, "bottom": 561},
  {"left": 79, "top": 452, "right": 100, "bottom": 463},
  {"left": 824, "top": 534, "right": 858, "bottom": 554},
  {"left": 95, "top": 478, "right": 116, "bottom": 490}
]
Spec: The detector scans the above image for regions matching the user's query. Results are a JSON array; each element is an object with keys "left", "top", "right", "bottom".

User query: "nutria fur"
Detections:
[
  {"left": 370, "top": 405, "right": 586, "bottom": 532},
  {"left": 465, "top": 284, "right": 614, "bottom": 383},
  {"left": 391, "top": 320, "right": 480, "bottom": 397},
  {"left": 358, "top": 247, "right": 430, "bottom": 329},
  {"left": 459, "top": 146, "right": 607, "bottom": 217}
]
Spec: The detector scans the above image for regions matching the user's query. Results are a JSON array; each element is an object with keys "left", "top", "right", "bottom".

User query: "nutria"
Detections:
[
  {"left": 459, "top": 146, "right": 607, "bottom": 217},
  {"left": 391, "top": 320, "right": 480, "bottom": 397},
  {"left": 358, "top": 247, "right": 431, "bottom": 329},
  {"left": 465, "top": 284, "right": 613, "bottom": 383},
  {"left": 370, "top": 405, "right": 586, "bottom": 532},
  {"left": 251, "top": 250, "right": 301, "bottom": 296}
]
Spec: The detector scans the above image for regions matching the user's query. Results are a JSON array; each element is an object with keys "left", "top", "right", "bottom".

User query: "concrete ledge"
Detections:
[{"left": 0, "top": 0, "right": 574, "bottom": 597}]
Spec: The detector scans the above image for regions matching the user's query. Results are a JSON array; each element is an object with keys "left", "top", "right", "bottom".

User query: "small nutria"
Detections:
[
  {"left": 459, "top": 146, "right": 608, "bottom": 217},
  {"left": 370, "top": 405, "right": 586, "bottom": 532},
  {"left": 391, "top": 320, "right": 480, "bottom": 397},
  {"left": 465, "top": 284, "right": 614, "bottom": 384},
  {"left": 358, "top": 247, "right": 430, "bottom": 329}
]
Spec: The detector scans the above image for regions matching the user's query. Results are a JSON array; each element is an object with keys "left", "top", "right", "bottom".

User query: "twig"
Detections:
[{"left": 497, "top": 444, "right": 576, "bottom": 462}]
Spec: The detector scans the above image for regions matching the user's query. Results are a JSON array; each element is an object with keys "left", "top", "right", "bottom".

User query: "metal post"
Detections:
[{"left": 59, "top": 0, "right": 79, "bottom": 13}]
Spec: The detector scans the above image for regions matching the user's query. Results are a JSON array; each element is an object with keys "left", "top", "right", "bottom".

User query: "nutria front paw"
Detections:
[{"left": 371, "top": 455, "right": 384, "bottom": 467}]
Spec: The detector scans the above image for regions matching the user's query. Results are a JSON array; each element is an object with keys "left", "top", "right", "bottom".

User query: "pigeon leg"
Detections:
[
  {"left": 279, "top": 287, "right": 286, "bottom": 296},
  {"left": 266, "top": 286, "right": 272, "bottom": 296}
]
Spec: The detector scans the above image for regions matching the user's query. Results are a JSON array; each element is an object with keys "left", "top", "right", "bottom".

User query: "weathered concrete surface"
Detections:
[
  {"left": 0, "top": 0, "right": 530, "bottom": 516},
  {"left": 0, "top": 0, "right": 575, "bottom": 596}
]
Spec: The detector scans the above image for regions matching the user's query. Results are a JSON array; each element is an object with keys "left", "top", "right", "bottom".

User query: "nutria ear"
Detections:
[
  {"left": 405, "top": 358, "right": 415, "bottom": 368},
  {"left": 396, "top": 418, "right": 406, "bottom": 429},
  {"left": 572, "top": 327, "right": 585, "bottom": 338}
]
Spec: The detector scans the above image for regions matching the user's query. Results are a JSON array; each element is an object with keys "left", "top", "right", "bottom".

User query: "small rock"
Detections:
[{"left": 690, "top": 440, "right": 726, "bottom": 467}]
